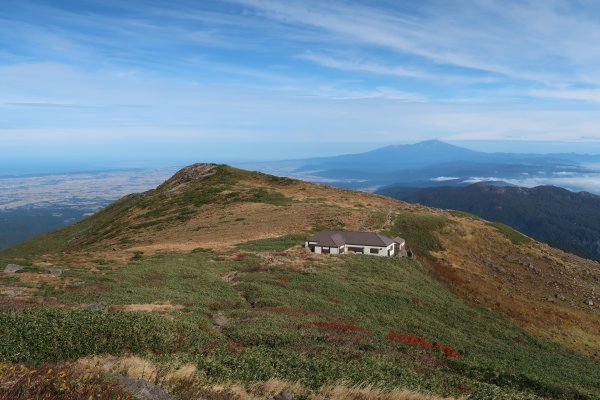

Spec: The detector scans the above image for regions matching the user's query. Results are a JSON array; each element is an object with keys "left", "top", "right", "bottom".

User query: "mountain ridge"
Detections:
[
  {"left": 244, "top": 140, "right": 600, "bottom": 192},
  {"left": 1, "top": 164, "right": 600, "bottom": 399},
  {"left": 379, "top": 182, "right": 600, "bottom": 262}
]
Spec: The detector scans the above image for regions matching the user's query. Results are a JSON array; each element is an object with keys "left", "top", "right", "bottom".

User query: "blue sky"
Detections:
[{"left": 3, "top": 0, "right": 600, "bottom": 171}]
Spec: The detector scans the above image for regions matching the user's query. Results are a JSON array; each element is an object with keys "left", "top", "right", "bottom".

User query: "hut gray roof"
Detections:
[{"left": 307, "top": 231, "right": 395, "bottom": 247}]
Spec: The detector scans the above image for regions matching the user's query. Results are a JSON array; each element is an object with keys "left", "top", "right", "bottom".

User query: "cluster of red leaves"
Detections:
[
  {"left": 227, "top": 341, "right": 245, "bottom": 353},
  {"left": 385, "top": 332, "right": 461, "bottom": 358},
  {"left": 439, "top": 344, "right": 461, "bottom": 358},
  {"left": 303, "top": 321, "right": 367, "bottom": 333},
  {"left": 0, "top": 363, "right": 133, "bottom": 400},
  {"left": 272, "top": 276, "right": 289, "bottom": 282}
]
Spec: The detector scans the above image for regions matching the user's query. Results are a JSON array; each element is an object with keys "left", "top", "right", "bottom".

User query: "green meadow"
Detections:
[{"left": 1, "top": 238, "right": 598, "bottom": 399}]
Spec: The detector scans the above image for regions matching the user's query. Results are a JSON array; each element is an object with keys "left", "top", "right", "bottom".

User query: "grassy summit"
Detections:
[{"left": 1, "top": 164, "right": 599, "bottom": 399}]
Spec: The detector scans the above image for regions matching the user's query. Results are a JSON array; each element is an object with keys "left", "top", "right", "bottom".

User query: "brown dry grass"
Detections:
[
  {"left": 98, "top": 173, "right": 415, "bottom": 254},
  {"left": 76, "top": 356, "right": 460, "bottom": 400},
  {"left": 175, "top": 379, "right": 463, "bottom": 400},
  {"left": 0, "top": 362, "right": 133, "bottom": 400},
  {"left": 314, "top": 385, "right": 464, "bottom": 400},
  {"left": 78, "top": 355, "right": 196, "bottom": 383},
  {"left": 432, "top": 215, "right": 600, "bottom": 356}
]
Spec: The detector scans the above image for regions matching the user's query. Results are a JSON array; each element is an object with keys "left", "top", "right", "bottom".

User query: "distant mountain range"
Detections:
[
  {"left": 378, "top": 183, "right": 600, "bottom": 263},
  {"left": 246, "top": 140, "right": 600, "bottom": 193}
]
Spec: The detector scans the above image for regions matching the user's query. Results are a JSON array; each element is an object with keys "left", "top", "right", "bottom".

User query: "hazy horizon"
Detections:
[{"left": 6, "top": 139, "right": 600, "bottom": 177}]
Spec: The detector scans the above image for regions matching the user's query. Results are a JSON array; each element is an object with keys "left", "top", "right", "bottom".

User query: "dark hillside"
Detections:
[{"left": 379, "top": 183, "right": 600, "bottom": 262}]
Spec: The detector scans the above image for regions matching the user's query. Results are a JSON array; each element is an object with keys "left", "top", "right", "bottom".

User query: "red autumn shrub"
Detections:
[
  {"left": 386, "top": 332, "right": 461, "bottom": 358},
  {"left": 227, "top": 341, "right": 244, "bottom": 353},
  {"left": 385, "top": 333, "right": 433, "bottom": 349},
  {"left": 442, "top": 344, "right": 461, "bottom": 358}
]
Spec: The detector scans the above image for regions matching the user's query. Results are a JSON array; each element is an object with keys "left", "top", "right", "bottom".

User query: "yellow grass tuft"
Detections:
[
  {"left": 180, "top": 380, "right": 462, "bottom": 400},
  {"left": 314, "top": 384, "right": 465, "bottom": 400},
  {"left": 77, "top": 356, "right": 195, "bottom": 383}
]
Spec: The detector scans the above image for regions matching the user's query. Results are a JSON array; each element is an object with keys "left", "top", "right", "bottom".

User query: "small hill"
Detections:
[
  {"left": 1, "top": 164, "right": 599, "bottom": 399},
  {"left": 379, "top": 183, "right": 600, "bottom": 262}
]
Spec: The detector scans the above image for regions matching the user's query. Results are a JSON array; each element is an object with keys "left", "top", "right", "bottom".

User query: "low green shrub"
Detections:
[
  {"left": 0, "top": 309, "right": 175, "bottom": 363},
  {"left": 386, "top": 212, "right": 452, "bottom": 255},
  {"left": 236, "top": 234, "right": 307, "bottom": 252}
]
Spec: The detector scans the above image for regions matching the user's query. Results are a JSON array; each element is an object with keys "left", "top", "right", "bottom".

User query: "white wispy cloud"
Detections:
[
  {"left": 530, "top": 88, "right": 600, "bottom": 103},
  {"left": 298, "top": 52, "right": 496, "bottom": 84},
  {"left": 233, "top": 0, "right": 600, "bottom": 87},
  {"left": 4, "top": 0, "right": 600, "bottom": 154}
]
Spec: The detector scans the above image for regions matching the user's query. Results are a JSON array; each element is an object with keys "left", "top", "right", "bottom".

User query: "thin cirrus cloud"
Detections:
[
  {"left": 233, "top": 0, "right": 600, "bottom": 85},
  {"left": 2, "top": 0, "right": 600, "bottom": 163},
  {"left": 297, "top": 52, "right": 496, "bottom": 84}
]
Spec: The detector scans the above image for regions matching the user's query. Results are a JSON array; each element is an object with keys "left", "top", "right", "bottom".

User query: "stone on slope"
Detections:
[
  {"left": 273, "top": 391, "right": 294, "bottom": 400},
  {"left": 584, "top": 298, "right": 594, "bottom": 307},
  {"left": 86, "top": 302, "right": 109, "bottom": 312},
  {"left": 4, "top": 264, "right": 25, "bottom": 273},
  {"left": 118, "top": 376, "right": 172, "bottom": 400},
  {"left": 46, "top": 268, "right": 63, "bottom": 277}
]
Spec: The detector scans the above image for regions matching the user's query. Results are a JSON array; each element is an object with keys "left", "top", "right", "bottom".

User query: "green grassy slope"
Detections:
[
  {"left": 1, "top": 165, "right": 293, "bottom": 258},
  {"left": 2, "top": 243, "right": 598, "bottom": 399},
  {"left": 2, "top": 165, "right": 599, "bottom": 399}
]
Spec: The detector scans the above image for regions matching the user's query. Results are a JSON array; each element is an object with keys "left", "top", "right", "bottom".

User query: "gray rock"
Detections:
[
  {"left": 4, "top": 264, "right": 24, "bottom": 273},
  {"left": 1, "top": 289, "right": 22, "bottom": 297},
  {"left": 86, "top": 302, "right": 109, "bottom": 312},
  {"left": 584, "top": 299, "right": 594, "bottom": 307},
  {"left": 118, "top": 376, "right": 172, "bottom": 400},
  {"left": 222, "top": 271, "right": 238, "bottom": 282},
  {"left": 46, "top": 268, "right": 63, "bottom": 277},
  {"left": 494, "top": 265, "right": 506, "bottom": 274},
  {"left": 273, "top": 391, "right": 294, "bottom": 400},
  {"left": 213, "top": 313, "right": 229, "bottom": 327},
  {"left": 555, "top": 293, "right": 566, "bottom": 301}
]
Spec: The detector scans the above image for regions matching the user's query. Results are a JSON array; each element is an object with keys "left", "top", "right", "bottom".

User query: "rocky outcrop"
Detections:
[{"left": 159, "top": 163, "right": 218, "bottom": 192}]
